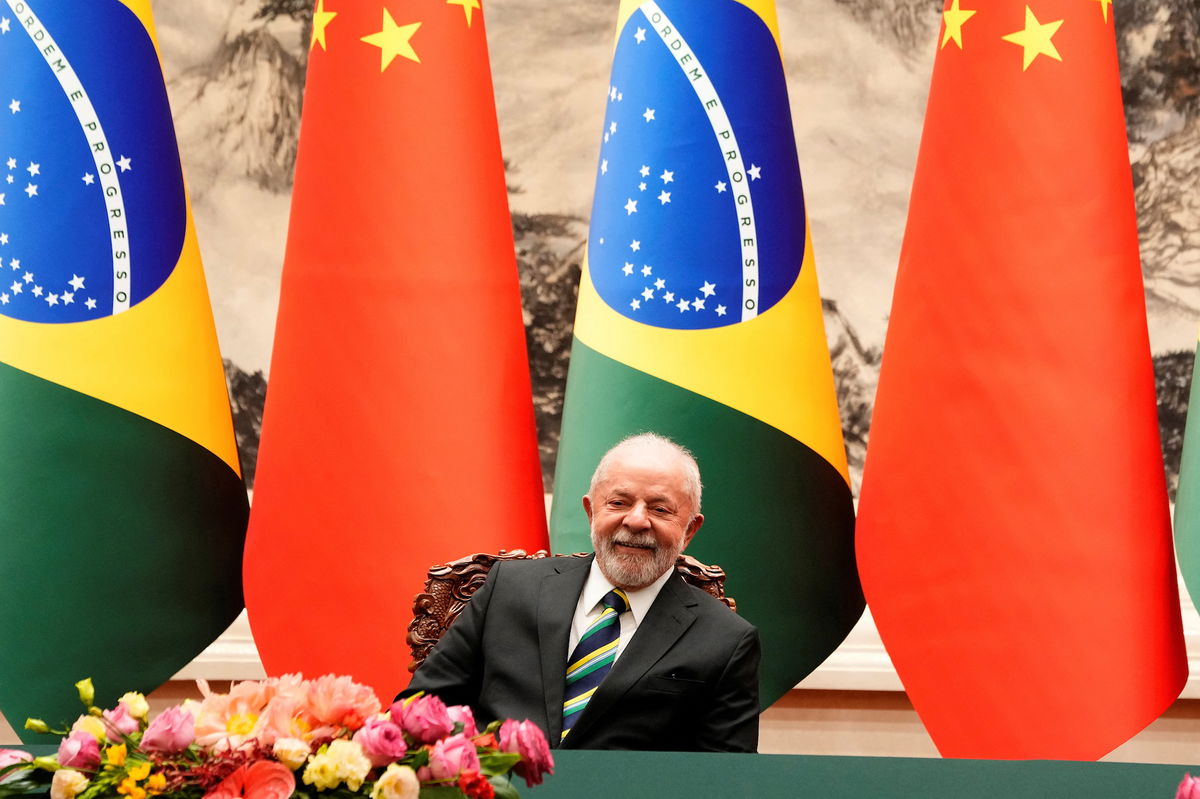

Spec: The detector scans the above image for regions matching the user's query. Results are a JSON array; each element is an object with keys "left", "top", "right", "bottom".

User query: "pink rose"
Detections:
[
  {"left": 1178, "top": 774, "right": 1200, "bottom": 799},
  {"left": 390, "top": 695, "right": 453, "bottom": 744},
  {"left": 56, "top": 730, "right": 101, "bottom": 771},
  {"left": 419, "top": 733, "right": 480, "bottom": 782},
  {"left": 446, "top": 705, "right": 477, "bottom": 737},
  {"left": 141, "top": 707, "right": 196, "bottom": 753},
  {"left": 0, "top": 749, "right": 32, "bottom": 783},
  {"left": 203, "top": 760, "right": 295, "bottom": 799},
  {"left": 498, "top": 720, "right": 553, "bottom": 787},
  {"left": 102, "top": 704, "right": 138, "bottom": 741},
  {"left": 351, "top": 716, "right": 408, "bottom": 767}
]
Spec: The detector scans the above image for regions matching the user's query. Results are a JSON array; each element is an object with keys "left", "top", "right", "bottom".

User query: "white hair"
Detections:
[{"left": 588, "top": 432, "right": 702, "bottom": 516}]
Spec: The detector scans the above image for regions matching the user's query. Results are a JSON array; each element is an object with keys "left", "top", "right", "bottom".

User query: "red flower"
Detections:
[
  {"left": 457, "top": 770, "right": 495, "bottom": 799},
  {"left": 202, "top": 760, "right": 295, "bottom": 799}
]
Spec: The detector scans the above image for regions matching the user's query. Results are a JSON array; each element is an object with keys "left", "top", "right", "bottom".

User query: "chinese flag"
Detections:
[
  {"left": 244, "top": 0, "right": 548, "bottom": 699},
  {"left": 856, "top": 0, "right": 1186, "bottom": 759}
]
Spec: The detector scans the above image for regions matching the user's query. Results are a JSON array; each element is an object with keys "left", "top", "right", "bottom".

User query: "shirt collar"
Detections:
[{"left": 582, "top": 558, "right": 674, "bottom": 626}]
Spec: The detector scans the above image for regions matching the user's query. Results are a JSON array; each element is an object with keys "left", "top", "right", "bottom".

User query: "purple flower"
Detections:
[
  {"left": 56, "top": 731, "right": 100, "bottom": 771},
  {"left": 499, "top": 719, "right": 553, "bottom": 787},
  {"left": 351, "top": 716, "right": 408, "bottom": 767},
  {"left": 141, "top": 707, "right": 195, "bottom": 753},
  {"left": 446, "top": 705, "right": 478, "bottom": 737},
  {"left": 389, "top": 695, "right": 453, "bottom": 744},
  {"left": 0, "top": 749, "right": 32, "bottom": 783},
  {"left": 101, "top": 704, "right": 138, "bottom": 742},
  {"left": 419, "top": 734, "right": 479, "bottom": 781}
]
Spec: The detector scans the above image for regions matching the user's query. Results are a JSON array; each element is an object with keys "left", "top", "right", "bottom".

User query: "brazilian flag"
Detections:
[
  {"left": 550, "top": 0, "right": 863, "bottom": 704},
  {"left": 0, "top": 0, "right": 247, "bottom": 737}
]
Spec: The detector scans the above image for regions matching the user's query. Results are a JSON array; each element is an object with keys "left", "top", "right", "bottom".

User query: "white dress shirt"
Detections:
[{"left": 567, "top": 559, "right": 674, "bottom": 661}]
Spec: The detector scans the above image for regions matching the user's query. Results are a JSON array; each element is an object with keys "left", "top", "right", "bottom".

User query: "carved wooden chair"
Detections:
[{"left": 406, "top": 549, "right": 736, "bottom": 673}]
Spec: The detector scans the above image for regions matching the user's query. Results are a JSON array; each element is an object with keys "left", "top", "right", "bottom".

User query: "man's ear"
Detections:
[
  {"left": 683, "top": 513, "right": 704, "bottom": 549},
  {"left": 582, "top": 495, "right": 593, "bottom": 523}
]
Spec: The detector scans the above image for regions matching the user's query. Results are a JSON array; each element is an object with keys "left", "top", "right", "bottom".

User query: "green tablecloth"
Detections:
[{"left": 528, "top": 750, "right": 1197, "bottom": 798}]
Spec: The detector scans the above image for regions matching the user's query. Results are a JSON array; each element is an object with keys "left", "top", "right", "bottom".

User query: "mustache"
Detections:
[{"left": 610, "top": 530, "right": 658, "bottom": 550}]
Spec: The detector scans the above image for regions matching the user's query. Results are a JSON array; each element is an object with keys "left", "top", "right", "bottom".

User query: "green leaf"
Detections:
[
  {"left": 0, "top": 780, "right": 50, "bottom": 798},
  {"left": 418, "top": 785, "right": 468, "bottom": 799},
  {"left": 490, "top": 774, "right": 522, "bottom": 799},
  {"left": 0, "top": 764, "right": 33, "bottom": 783},
  {"left": 477, "top": 751, "right": 521, "bottom": 776}
]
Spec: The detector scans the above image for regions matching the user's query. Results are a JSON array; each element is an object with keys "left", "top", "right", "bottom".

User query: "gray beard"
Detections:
[{"left": 591, "top": 527, "right": 679, "bottom": 590}]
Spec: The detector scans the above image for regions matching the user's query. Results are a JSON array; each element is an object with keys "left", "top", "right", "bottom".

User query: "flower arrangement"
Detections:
[{"left": 0, "top": 676, "right": 552, "bottom": 799}]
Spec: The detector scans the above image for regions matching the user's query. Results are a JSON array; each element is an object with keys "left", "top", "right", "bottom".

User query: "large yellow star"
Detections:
[
  {"left": 361, "top": 9, "right": 421, "bottom": 70},
  {"left": 1001, "top": 6, "right": 1063, "bottom": 71},
  {"left": 310, "top": 0, "right": 337, "bottom": 52},
  {"left": 447, "top": 0, "right": 481, "bottom": 27},
  {"left": 940, "top": 0, "right": 976, "bottom": 50},
  {"left": 1093, "top": 0, "right": 1112, "bottom": 23}
]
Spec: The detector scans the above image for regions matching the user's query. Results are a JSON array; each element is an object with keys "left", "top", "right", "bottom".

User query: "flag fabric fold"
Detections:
[
  {"left": 0, "top": 0, "right": 247, "bottom": 738},
  {"left": 1175, "top": 333, "right": 1200, "bottom": 613},
  {"left": 549, "top": 0, "right": 863, "bottom": 706},
  {"left": 856, "top": 0, "right": 1186, "bottom": 759},
  {"left": 243, "top": 0, "right": 548, "bottom": 700}
]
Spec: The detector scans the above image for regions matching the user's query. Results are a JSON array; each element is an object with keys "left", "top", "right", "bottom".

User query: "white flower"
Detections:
[
  {"left": 50, "top": 769, "right": 89, "bottom": 799},
  {"left": 273, "top": 737, "right": 311, "bottom": 770},
  {"left": 370, "top": 764, "right": 420, "bottom": 799}
]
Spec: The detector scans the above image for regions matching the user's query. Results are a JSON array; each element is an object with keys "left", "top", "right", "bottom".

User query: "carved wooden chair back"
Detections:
[{"left": 406, "top": 549, "right": 735, "bottom": 674}]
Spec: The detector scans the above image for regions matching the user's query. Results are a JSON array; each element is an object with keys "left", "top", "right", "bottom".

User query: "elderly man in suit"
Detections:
[{"left": 405, "top": 432, "right": 761, "bottom": 751}]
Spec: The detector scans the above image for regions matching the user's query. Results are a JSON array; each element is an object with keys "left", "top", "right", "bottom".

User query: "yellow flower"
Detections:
[
  {"left": 127, "top": 762, "right": 151, "bottom": 781},
  {"left": 302, "top": 740, "right": 371, "bottom": 792},
  {"left": 370, "top": 764, "right": 420, "bottom": 799},
  {"left": 50, "top": 769, "right": 89, "bottom": 799},
  {"left": 71, "top": 715, "right": 107, "bottom": 741},
  {"left": 74, "top": 679, "right": 95, "bottom": 707},
  {"left": 24, "top": 718, "right": 50, "bottom": 734},
  {"left": 146, "top": 773, "right": 167, "bottom": 795},
  {"left": 302, "top": 760, "right": 338, "bottom": 792},
  {"left": 119, "top": 693, "right": 150, "bottom": 720},
  {"left": 105, "top": 743, "right": 127, "bottom": 769}
]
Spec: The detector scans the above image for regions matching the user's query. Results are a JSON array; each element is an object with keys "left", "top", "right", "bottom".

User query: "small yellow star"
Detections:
[
  {"left": 1001, "top": 6, "right": 1064, "bottom": 71},
  {"left": 447, "top": 0, "right": 481, "bottom": 27},
  {"left": 360, "top": 9, "right": 421, "bottom": 71},
  {"left": 310, "top": 0, "right": 337, "bottom": 52},
  {"left": 1093, "top": 0, "right": 1112, "bottom": 23},
  {"left": 940, "top": 0, "right": 976, "bottom": 50}
]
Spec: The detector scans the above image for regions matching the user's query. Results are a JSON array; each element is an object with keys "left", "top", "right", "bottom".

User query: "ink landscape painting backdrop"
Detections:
[
  {"left": 2, "top": 0, "right": 1198, "bottom": 751},
  {"left": 146, "top": 0, "right": 1199, "bottom": 496}
]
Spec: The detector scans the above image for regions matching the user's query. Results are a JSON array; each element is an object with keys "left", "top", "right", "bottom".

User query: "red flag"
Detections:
[
  {"left": 856, "top": 0, "right": 1185, "bottom": 759},
  {"left": 244, "top": 0, "right": 548, "bottom": 698}
]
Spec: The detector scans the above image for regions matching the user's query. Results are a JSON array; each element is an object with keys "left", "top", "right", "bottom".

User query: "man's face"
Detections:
[{"left": 583, "top": 451, "right": 704, "bottom": 591}]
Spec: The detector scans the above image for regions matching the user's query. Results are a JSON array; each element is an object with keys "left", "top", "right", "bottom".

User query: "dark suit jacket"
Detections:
[{"left": 405, "top": 555, "right": 761, "bottom": 752}]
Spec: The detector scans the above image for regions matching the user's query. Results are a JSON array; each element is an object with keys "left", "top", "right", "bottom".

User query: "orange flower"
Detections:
[
  {"left": 193, "top": 680, "right": 274, "bottom": 750},
  {"left": 306, "top": 675, "right": 380, "bottom": 731}
]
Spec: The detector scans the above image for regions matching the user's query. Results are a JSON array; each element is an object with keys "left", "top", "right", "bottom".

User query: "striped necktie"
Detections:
[{"left": 561, "top": 588, "right": 630, "bottom": 740}]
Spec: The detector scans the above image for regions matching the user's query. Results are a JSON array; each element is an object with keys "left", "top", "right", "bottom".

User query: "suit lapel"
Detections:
[
  {"left": 564, "top": 575, "right": 697, "bottom": 746},
  {"left": 537, "top": 555, "right": 591, "bottom": 744}
]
